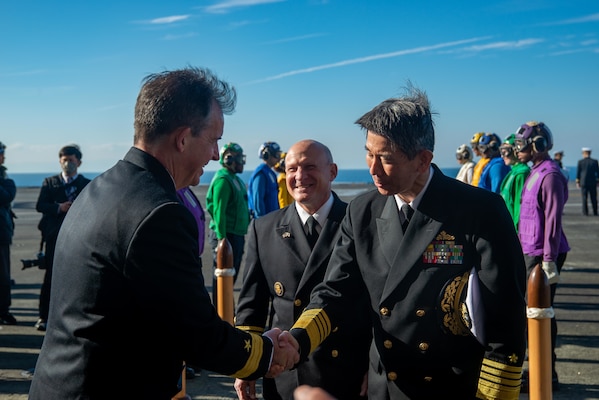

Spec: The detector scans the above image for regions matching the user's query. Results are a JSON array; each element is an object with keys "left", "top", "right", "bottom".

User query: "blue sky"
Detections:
[{"left": 1, "top": 0, "right": 598, "bottom": 175}]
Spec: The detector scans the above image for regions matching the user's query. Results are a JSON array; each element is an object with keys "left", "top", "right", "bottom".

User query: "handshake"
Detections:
[
  {"left": 234, "top": 328, "right": 300, "bottom": 400},
  {"left": 263, "top": 328, "right": 300, "bottom": 378}
]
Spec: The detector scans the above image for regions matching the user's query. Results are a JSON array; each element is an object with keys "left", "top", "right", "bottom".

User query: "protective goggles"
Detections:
[
  {"left": 500, "top": 145, "right": 514, "bottom": 157},
  {"left": 514, "top": 123, "right": 541, "bottom": 152},
  {"left": 228, "top": 153, "right": 246, "bottom": 165},
  {"left": 514, "top": 139, "right": 530, "bottom": 152}
]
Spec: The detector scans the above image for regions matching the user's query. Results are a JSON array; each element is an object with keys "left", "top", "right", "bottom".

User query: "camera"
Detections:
[{"left": 21, "top": 252, "right": 46, "bottom": 270}]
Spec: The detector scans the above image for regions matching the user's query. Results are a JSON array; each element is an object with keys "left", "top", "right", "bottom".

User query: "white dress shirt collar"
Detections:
[{"left": 295, "top": 193, "right": 334, "bottom": 227}]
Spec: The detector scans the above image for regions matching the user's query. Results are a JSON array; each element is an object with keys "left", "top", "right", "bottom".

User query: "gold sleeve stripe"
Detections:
[
  {"left": 293, "top": 309, "right": 331, "bottom": 354},
  {"left": 235, "top": 325, "right": 265, "bottom": 334},
  {"left": 232, "top": 332, "right": 264, "bottom": 378},
  {"left": 476, "top": 358, "right": 522, "bottom": 400}
]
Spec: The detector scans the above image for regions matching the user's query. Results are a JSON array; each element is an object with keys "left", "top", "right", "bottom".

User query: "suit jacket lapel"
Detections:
[
  {"left": 276, "top": 206, "right": 311, "bottom": 267},
  {"left": 378, "top": 176, "right": 445, "bottom": 305}
]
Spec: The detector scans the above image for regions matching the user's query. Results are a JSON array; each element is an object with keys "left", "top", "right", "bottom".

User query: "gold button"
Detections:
[
  {"left": 419, "top": 342, "right": 429, "bottom": 351},
  {"left": 380, "top": 307, "right": 389, "bottom": 316},
  {"left": 423, "top": 376, "right": 433, "bottom": 382},
  {"left": 294, "top": 299, "right": 302, "bottom": 307},
  {"left": 384, "top": 340, "right": 393, "bottom": 349},
  {"left": 331, "top": 350, "right": 339, "bottom": 358},
  {"left": 387, "top": 372, "right": 397, "bottom": 381},
  {"left": 415, "top": 309, "right": 425, "bottom": 317}
]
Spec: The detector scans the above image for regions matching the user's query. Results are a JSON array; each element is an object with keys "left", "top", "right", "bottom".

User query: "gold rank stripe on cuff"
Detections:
[
  {"left": 236, "top": 325, "right": 265, "bottom": 334},
  {"left": 232, "top": 332, "right": 265, "bottom": 379},
  {"left": 476, "top": 357, "right": 522, "bottom": 400},
  {"left": 293, "top": 308, "right": 331, "bottom": 354}
]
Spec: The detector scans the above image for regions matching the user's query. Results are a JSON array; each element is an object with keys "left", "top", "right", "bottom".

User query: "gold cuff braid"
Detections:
[
  {"left": 292, "top": 308, "right": 331, "bottom": 354},
  {"left": 476, "top": 358, "right": 522, "bottom": 400}
]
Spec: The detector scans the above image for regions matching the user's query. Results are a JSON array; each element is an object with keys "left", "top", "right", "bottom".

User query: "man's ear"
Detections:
[
  {"left": 417, "top": 150, "right": 434, "bottom": 173},
  {"left": 174, "top": 126, "right": 192, "bottom": 152}
]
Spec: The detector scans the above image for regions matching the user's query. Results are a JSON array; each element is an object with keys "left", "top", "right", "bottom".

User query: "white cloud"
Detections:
[
  {"left": 248, "top": 37, "right": 490, "bottom": 84},
  {"left": 461, "top": 38, "right": 544, "bottom": 52},
  {"left": 205, "top": 0, "right": 284, "bottom": 14},
  {"left": 148, "top": 15, "right": 190, "bottom": 24},
  {"left": 262, "top": 33, "right": 326, "bottom": 45},
  {"left": 581, "top": 39, "right": 599, "bottom": 46},
  {"left": 549, "top": 48, "right": 598, "bottom": 56},
  {"left": 546, "top": 13, "right": 599, "bottom": 26}
]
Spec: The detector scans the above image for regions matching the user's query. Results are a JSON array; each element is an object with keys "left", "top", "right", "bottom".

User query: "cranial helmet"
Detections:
[
  {"left": 502, "top": 133, "right": 516, "bottom": 147},
  {"left": 470, "top": 132, "right": 484, "bottom": 146},
  {"left": 477, "top": 133, "right": 501, "bottom": 154},
  {"left": 259, "top": 141, "right": 281, "bottom": 160},
  {"left": 219, "top": 142, "right": 245, "bottom": 166},
  {"left": 274, "top": 151, "right": 287, "bottom": 172},
  {"left": 455, "top": 144, "right": 473, "bottom": 161},
  {"left": 499, "top": 133, "right": 516, "bottom": 157},
  {"left": 514, "top": 121, "right": 553, "bottom": 153}
]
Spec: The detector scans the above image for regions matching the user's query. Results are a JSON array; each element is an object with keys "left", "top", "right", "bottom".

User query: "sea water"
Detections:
[{"left": 8, "top": 166, "right": 576, "bottom": 188}]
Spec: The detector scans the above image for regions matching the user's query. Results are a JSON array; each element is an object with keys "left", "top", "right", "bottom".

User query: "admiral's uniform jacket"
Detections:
[
  {"left": 29, "top": 148, "right": 274, "bottom": 400},
  {"left": 290, "top": 165, "right": 527, "bottom": 400},
  {"left": 236, "top": 193, "right": 371, "bottom": 400}
]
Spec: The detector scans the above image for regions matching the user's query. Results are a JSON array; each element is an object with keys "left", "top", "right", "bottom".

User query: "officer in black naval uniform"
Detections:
[
  {"left": 235, "top": 140, "right": 371, "bottom": 400},
  {"left": 289, "top": 89, "right": 527, "bottom": 400}
]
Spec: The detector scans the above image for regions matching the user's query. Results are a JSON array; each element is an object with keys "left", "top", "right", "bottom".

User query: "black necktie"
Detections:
[
  {"left": 401, "top": 204, "right": 414, "bottom": 233},
  {"left": 305, "top": 216, "right": 319, "bottom": 248}
]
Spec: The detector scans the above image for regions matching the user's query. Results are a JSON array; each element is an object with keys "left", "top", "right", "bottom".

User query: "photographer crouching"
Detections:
[{"left": 33, "top": 144, "right": 90, "bottom": 331}]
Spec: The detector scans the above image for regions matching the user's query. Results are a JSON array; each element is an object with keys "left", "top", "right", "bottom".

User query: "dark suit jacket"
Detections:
[
  {"left": 29, "top": 148, "right": 273, "bottom": 400},
  {"left": 236, "top": 193, "right": 371, "bottom": 400},
  {"left": 0, "top": 175, "right": 16, "bottom": 245},
  {"left": 36, "top": 174, "right": 91, "bottom": 242},
  {"left": 577, "top": 157, "right": 599, "bottom": 187},
  {"left": 291, "top": 165, "right": 527, "bottom": 400}
]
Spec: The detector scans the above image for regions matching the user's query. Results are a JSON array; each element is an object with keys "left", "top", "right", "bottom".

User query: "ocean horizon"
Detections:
[{"left": 8, "top": 165, "right": 577, "bottom": 188}]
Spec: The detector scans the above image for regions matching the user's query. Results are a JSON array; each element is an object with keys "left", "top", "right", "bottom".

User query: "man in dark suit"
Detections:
[
  {"left": 34, "top": 144, "right": 91, "bottom": 331},
  {"left": 234, "top": 140, "right": 371, "bottom": 400},
  {"left": 287, "top": 88, "right": 527, "bottom": 400},
  {"left": 576, "top": 147, "right": 599, "bottom": 216},
  {"left": 28, "top": 67, "right": 298, "bottom": 400},
  {"left": 0, "top": 142, "right": 17, "bottom": 325}
]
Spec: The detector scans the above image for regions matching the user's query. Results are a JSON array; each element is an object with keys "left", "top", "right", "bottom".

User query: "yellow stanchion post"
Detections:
[
  {"left": 527, "top": 263, "right": 553, "bottom": 400},
  {"left": 216, "top": 238, "right": 235, "bottom": 325},
  {"left": 171, "top": 362, "right": 192, "bottom": 400}
]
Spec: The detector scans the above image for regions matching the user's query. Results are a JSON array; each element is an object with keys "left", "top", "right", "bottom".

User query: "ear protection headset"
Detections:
[
  {"left": 455, "top": 144, "right": 472, "bottom": 161},
  {"left": 224, "top": 153, "right": 245, "bottom": 166},
  {"left": 219, "top": 142, "right": 245, "bottom": 166},
  {"left": 260, "top": 148, "right": 269, "bottom": 160},
  {"left": 514, "top": 122, "right": 553, "bottom": 153},
  {"left": 478, "top": 133, "right": 501, "bottom": 154},
  {"left": 259, "top": 142, "right": 281, "bottom": 161},
  {"left": 531, "top": 135, "right": 548, "bottom": 153}
]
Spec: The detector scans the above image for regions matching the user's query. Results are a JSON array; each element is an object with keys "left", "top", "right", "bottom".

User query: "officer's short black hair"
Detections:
[{"left": 59, "top": 144, "right": 82, "bottom": 160}]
